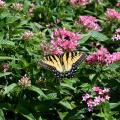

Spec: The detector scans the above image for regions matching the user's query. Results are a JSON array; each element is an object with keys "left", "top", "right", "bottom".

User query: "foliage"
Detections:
[{"left": 0, "top": 0, "right": 120, "bottom": 120}]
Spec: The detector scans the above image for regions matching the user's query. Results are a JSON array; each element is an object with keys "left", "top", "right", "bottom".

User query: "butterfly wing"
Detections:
[
  {"left": 39, "top": 55, "right": 64, "bottom": 78},
  {"left": 63, "top": 51, "right": 87, "bottom": 78}
]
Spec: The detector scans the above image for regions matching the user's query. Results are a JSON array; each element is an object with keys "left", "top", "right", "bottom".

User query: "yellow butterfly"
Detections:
[{"left": 39, "top": 51, "right": 87, "bottom": 78}]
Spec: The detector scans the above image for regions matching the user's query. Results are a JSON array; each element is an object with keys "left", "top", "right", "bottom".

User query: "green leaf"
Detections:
[
  {"left": 0, "top": 109, "right": 5, "bottom": 120},
  {"left": 0, "top": 32, "right": 4, "bottom": 40},
  {"left": 28, "top": 85, "right": 47, "bottom": 99},
  {"left": 59, "top": 101, "right": 73, "bottom": 110},
  {"left": 3, "top": 83, "right": 18, "bottom": 95},
  {"left": 104, "top": 63, "right": 120, "bottom": 70},
  {"left": 16, "top": 105, "right": 36, "bottom": 120},
  {"left": 79, "top": 34, "right": 91, "bottom": 44},
  {"left": 0, "top": 40, "right": 15, "bottom": 46},
  {"left": 89, "top": 30, "right": 109, "bottom": 41},
  {"left": 38, "top": 116, "right": 43, "bottom": 120},
  {"left": 47, "top": 93, "right": 57, "bottom": 100},
  {"left": 0, "top": 72, "right": 12, "bottom": 78},
  {"left": 110, "top": 102, "right": 120, "bottom": 109},
  {"left": 0, "top": 56, "right": 18, "bottom": 61}
]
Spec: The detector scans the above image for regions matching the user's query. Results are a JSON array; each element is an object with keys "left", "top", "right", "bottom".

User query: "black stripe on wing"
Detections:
[
  {"left": 65, "top": 52, "right": 87, "bottom": 78},
  {"left": 39, "top": 55, "right": 64, "bottom": 79}
]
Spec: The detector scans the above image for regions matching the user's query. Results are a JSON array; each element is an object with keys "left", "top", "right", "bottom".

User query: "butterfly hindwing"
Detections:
[{"left": 64, "top": 51, "right": 87, "bottom": 78}]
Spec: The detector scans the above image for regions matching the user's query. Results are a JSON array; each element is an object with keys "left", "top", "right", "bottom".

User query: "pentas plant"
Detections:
[
  {"left": 69, "top": 0, "right": 92, "bottom": 6},
  {"left": 87, "top": 47, "right": 120, "bottom": 65},
  {"left": 41, "top": 28, "right": 81, "bottom": 55},
  {"left": 112, "top": 28, "right": 120, "bottom": 41},
  {"left": 0, "top": 0, "right": 5, "bottom": 8},
  {"left": 77, "top": 16, "right": 101, "bottom": 31},
  {"left": 105, "top": 8, "right": 120, "bottom": 20},
  {"left": 82, "top": 86, "right": 110, "bottom": 112}
]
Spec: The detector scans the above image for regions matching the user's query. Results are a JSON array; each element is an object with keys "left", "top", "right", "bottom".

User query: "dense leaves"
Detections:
[{"left": 0, "top": 0, "right": 120, "bottom": 120}]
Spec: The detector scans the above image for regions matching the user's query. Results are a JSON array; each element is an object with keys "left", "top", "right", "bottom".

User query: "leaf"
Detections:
[
  {"left": 0, "top": 72, "right": 12, "bottom": 78},
  {"left": 3, "top": 83, "right": 18, "bottom": 95},
  {"left": 89, "top": 30, "right": 109, "bottom": 41},
  {"left": 79, "top": 34, "right": 91, "bottom": 44},
  {"left": 59, "top": 101, "right": 73, "bottom": 110},
  {"left": 0, "top": 109, "right": 5, "bottom": 120},
  {"left": 38, "top": 116, "right": 43, "bottom": 120},
  {"left": 105, "top": 63, "right": 120, "bottom": 70},
  {"left": 110, "top": 102, "right": 120, "bottom": 109},
  {"left": 0, "top": 56, "right": 18, "bottom": 61},
  {"left": 0, "top": 32, "right": 4, "bottom": 40},
  {"left": 0, "top": 40, "right": 15, "bottom": 46},
  {"left": 28, "top": 85, "right": 47, "bottom": 99},
  {"left": 16, "top": 105, "right": 36, "bottom": 120},
  {"left": 47, "top": 93, "right": 57, "bottom": 100}
]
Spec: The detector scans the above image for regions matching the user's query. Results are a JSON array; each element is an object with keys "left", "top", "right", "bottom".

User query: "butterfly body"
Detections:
[{"left": 39, "top": 51, "right": 87, "bottom": 79}]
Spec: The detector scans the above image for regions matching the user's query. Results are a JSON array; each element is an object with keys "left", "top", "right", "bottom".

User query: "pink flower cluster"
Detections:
[
  {"left": 116, "top": 0, "right": 120, "bottom": 7},
  {"left": 2, "top": 63, "right": 9, "bottom": 72},
  {"left": 69, "top": 0, "right": 92, "bottom": 6},
  {"left": 18, "top": 74, "right": 31, "bottom": 88},
  {"left": 105, "top": 8, "right": 120, "bottom": 20},
  {"left": 77, "top": 16, "right": 101, "bottom": 31},
  {"left": 22, "top": 31, "right": 34, "bottom": 40},
  {"left": 41, "top": 28, "right": 81, "bottom": 55},
  {"left": 0, "top": 0, "right": 5, "bottom": 8},
  {"left": 82, "top": 86, "right": 110, "bottom": 112},
  {"left": 112, "top": 28, "right": 120, "bottom": 41},
  {"left": 87, "top": 47, "right": 120, "bottom": 65},
  {"left": 12, "top": 3, "right": 23, "bottom": 11}
]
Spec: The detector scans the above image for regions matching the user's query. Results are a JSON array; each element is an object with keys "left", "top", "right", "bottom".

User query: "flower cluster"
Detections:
[
  {"left": 12, "top": 3, "right": 23, "bottom": 11},
  {"left": 112, "top": 28, "right": 120, "bottom": 41},
  {"left": 29, "top": 3, "right": 34, "bottom": 13},
  {"left": 77, "top": 16, "right": 101, "bottom": 31},
  {"left": 105, "top": 8, "right": 120, "bottom": 20},
  {"left": 87, "top": 47, "right": 111, "bottom": 64},
  {"left": 22, "top": 31, "right": 34, "bottom": 40},
  {"left": 2, "top": 63, "right": 9, "bottom": 72},
  {"left": 0, "top": 0, "right": 5, "bottom": 8},
  {"left": 69, "top": 0, "right": 92, "bottom": 6},
  {"left": 82, "top": 86, "right": 110, "bottom": 112},
  {"left": 18, "top": 74, "right": 31, "bottom": 88},
  {"left": 87, "top": 47, "right": 120, "bottom": 65},
  {"left": 116, "top": 0, "right": 120, "bottom": 7},
  {"left": 41, "top": 28, "right": 81, "bottom": 55}
]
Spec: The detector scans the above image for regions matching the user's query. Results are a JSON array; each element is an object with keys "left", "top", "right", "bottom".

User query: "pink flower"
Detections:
[
  {"left": 41, "top": 28, "right": 81, "bottom": 55},
  {"left": 69, "top": 0, "right": 92, "bottom": 6},
  {"left": 105, "top": 95, "right": 110, "bottom": 100},
  {"left": 82, "top": 86, "right": 110, "bottom": 112},
  {"left": 77, "top": 16, "right": 101, "bottom": 31},
  {"left": 82, "top": 93, "right": 91, "bottom": 101},
  {"left": 111, "top": 52, "right": 120, "bottom": 63},
  {"left": 2, "top": 63, "right": 9, "bottom": 72},
  {"left": 18, "top": 74, "right": 31, "bottom": 88},
  {"left": 12, "top": 3, "right": 23, "bottom": 11},
  {"left": 112, "top": 28, "right": 120, "bottom": 41},
  {"left": 112, "top": 34, "right": 120, "bottom": 41},
  {"left": 105, "top": 8, "right": 120, "bottom": 20},
  {"left": 22, "top": 31, "right": 34, "bottom": 40},
  {"left": 0, "top": 0, "right": 5, "bottom": 8},
  {"left": 116, "top": 3, "right": 120, "bottom": 7},
  {"left": 29, "top": 3, "right": 34, "bottom": 13},
  {"left": 93, "top": 96, "right": 101, "bottom": 106},
  {"left": 87, "top": 47, "right": 112, "bottom": 65}
]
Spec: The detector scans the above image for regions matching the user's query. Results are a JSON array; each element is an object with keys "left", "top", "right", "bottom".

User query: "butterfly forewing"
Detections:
[{"left": 39, "top": 55, "right": 64, "bottom": 78}]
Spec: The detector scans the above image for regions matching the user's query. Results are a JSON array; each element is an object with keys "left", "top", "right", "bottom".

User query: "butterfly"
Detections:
[{"left": 39, "top": 51, "right": 87, "bottom": 79}]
